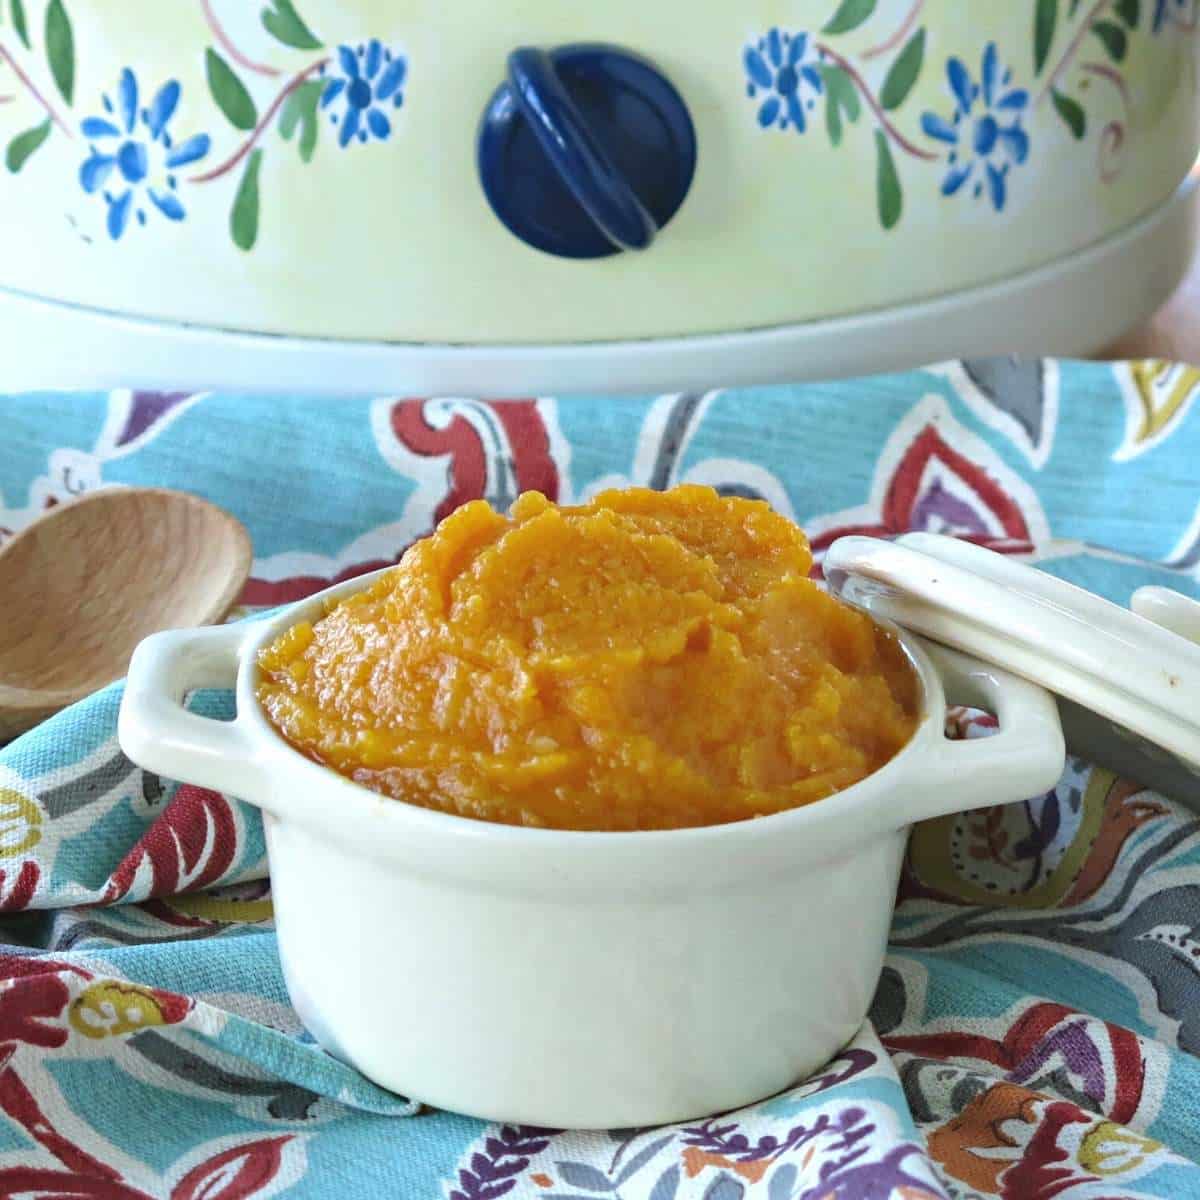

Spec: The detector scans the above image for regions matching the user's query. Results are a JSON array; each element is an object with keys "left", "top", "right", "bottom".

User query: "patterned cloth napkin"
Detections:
[{"left": 2, "top": 363, "right": 1200, "bottom": 1198}]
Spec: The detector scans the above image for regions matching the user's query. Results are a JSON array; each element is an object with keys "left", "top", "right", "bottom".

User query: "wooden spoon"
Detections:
[{"left": 0, "top": 487, "right": 252, "bottom": 741}]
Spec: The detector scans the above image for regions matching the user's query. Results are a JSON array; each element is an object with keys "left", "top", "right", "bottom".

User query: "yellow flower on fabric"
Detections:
[
  {"left": 0, "top": 789, "right": 42, "bottom": 857},
  {"left": 69, "top": 981, "right": 179, "bottom": 1040},
  {"left": 1079, "top": 1121, "right": 1164, "bottom": 1177}
]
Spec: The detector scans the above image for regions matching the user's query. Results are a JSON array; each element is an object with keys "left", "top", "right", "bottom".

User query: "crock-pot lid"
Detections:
[{"left": 822, "top": 532, "right": 1200, "bottom": 773}]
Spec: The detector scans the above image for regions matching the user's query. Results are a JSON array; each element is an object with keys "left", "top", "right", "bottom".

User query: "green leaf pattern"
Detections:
[
  {"left": 1034, "top": 0, "right": 1059, "bottom": 74},
  {"left": 4, "top": 117, "right": 48, "bottom": 171},
  {"left": 822, "top": 0, "right": 878, "bottom": 35},
  {"left": 879, "top": 28, "right": 926, "bottom": 111},
  {"left": 261, "top": 0, "right": 323, "bottom": 51},
  {"left": 231, "top": 147, "right": 263, "bottom": 251},
  {"left": 1091, "top": 18, "right": 1129, "bottom": 58},
  {"left": 10, "top": 0, "right": 28, "bottom": 48},
  {"left": 819, "top": 64, "right": 860, "bottom": 146},
  {"left": 278, "top": 79, "right": 323, "bottom": 163},
  {"left": 43, "top": 0, "right": 72, "bottom": 104},
  {"left": 875, "top": 129, "right": 902, "bottom": 229},
  {"left": 205, "top": 48, "right": 258, "bottom": 132},
  {"left": 1052, "top": 88, "right": 1088, "bottom": 138},
  {"left": 1049, "top": 0, "right": 1146, "bottom": 138}
]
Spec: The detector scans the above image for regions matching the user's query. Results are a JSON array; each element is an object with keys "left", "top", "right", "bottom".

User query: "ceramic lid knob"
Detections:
[{"left": 477, "top": 44, "right": 697, "bottom": 259}]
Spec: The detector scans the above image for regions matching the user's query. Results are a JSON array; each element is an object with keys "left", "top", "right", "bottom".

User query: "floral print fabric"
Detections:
[{"left": 1, "top": 362, "right": 1200, "bottom": 1196}]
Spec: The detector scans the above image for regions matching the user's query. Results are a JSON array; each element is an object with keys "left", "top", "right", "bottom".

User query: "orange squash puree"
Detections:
[{"left": 256, "top": 487, "right": 919, "bottom": 831}]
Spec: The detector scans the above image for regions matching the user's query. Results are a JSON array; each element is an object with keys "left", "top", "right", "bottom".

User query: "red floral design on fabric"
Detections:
[
  {"left": 0, "top": 1075, "right": 296, "bottom": 1200},
  {"left": 999, "top": 1100, "right": 1094, "bottom": 1199},
  {"left": 926, "top": 1081, "right": 1098, "bottom": 1199},
  {"left": 810, "top": 424, "right": 1034, "bottom": 565},
  {"left": 0, "top": 1133, "right": 296, "bottom": 1200},
  {"left": 0, "top": 1059, "right": 124, "bottom": 1183},
  {"left": 389, "top": 398, "right": 559, "bottom": 525},
  {"left": 0, "top": 863, "right": 39, "bottom": 914},
  {"left": 102, "top": 785, "right": 238, "bottom": 904},
  {"left": 805, "top": 399, "right": 1049, "bottom": 579},
  {"left": 171, "top": 1137, "right": 294, "bottom": 1200},
  {"left": 886, "top": 1001, "right": 1146, "bottom": 1125},
  {"left": 240, "top": 399, "right": 558, "bottom": 606},
  {"left": 0, "top": 957, "right": 90, "bottom": 984},
  {"left": 0, "top": 1168, "right": 144, "bottom": 1198},
  {"left": 0, "top": 978, "right": 70, "bottom": 1050}
]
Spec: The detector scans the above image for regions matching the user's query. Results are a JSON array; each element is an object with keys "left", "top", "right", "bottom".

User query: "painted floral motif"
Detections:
[
  {"left": 893, "top": 818, "right": 1200, "bottom": 1055},
  {"left": 101, "top": 782, "right": 246, "bottom": 904},
  {"left": 743, "top": 29, "right": 824, "bottom": 133},
  {"left": 1035, "top": 0, "right": 1157, "bottom": 180},
  {"left": 78, "top": 68, "right": 211, "bottom": 238},
  {"left": 68, "top": 979, "right": 190, "bottom": 1039},
  {"left": 194, "top": 7, "right": 408, "bottom": 250},
  {"left": 1079, "top": 1121, "right": 1167, "bottom": 1175},
  {"left": 884, "top": 989, "right": 1163, "bottom": 1130},
  {"left": 740, "top": 0, "right": 1194, "bottom": 231},
  {"left": 3, "top": 380, "right": 1200, "bottom": 1194},
  {"left": 446, "top": 1031, "right": 946, "bottom": 1200},
  {"left": 1114, "top": 359, "right": 1200, "bottom": 463},
  {"left": 320, "top": 40, "right": 405, "bottom": 147},
  {"left": 804, "top": 394, "right": 1052, "bottom": 573},
  {"left": 0, "top": 0, "right": 1192, "bottom": 251},
  {"left": 240, "top": 396, "right": 566, "bottom": 606},
  {"left": 905, "top": 763, "right": 1169, "bottom": 909},
  {"left": 743, "top": 7, "right": 935, "bottom": 230},
  {"left": 0, "top": 787, "right": 41, "bottom": 857},
  {"left": 922, "top": 43, "right": 1029, "bottom": 212},
  {"left": 0, "top": 0, "right": 409, "bottom": 250}
]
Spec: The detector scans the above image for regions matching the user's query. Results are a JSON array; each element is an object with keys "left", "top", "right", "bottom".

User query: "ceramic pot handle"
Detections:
[
  {"left": 906, "top": 638, "right": 1066, "bottom": 824},
  {"left": 118, "top": 623, "right": 267, "bottom": 805}
]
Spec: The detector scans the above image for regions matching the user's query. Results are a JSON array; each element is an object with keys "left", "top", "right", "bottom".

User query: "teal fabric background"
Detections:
[{"left": 1, "top": 362, "right": 1199, "bottom": 1196}]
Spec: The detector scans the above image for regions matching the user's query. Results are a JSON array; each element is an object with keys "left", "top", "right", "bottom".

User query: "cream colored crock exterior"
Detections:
[
  {"left": 0, "top": 1, "right": 1196, "bottom": 344},
  {"left": 117, "top": 567, "right": 1065, "bottom": 1126}
]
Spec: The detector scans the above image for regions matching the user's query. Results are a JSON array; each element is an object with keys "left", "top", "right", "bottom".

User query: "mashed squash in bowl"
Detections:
[{"left": 255, "top": 486, "right": 919, "bottom": 831}]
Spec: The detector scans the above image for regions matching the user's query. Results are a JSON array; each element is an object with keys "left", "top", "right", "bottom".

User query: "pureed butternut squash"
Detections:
[{"left": 257, "top": 487, "right": 919, "bottom": 831}]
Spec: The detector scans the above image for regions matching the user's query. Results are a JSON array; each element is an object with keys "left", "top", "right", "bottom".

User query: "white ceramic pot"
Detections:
[
  {"left": 117, "top": 568, "right": 1064, "bottom": 1127},
  {"left": 0, "top": 1, "right": 1197, "bottom": 392}
]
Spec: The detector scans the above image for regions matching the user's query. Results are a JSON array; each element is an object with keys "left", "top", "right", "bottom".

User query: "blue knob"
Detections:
[{"left": 477, "top": 44, "right": 697, "bottom": 259}]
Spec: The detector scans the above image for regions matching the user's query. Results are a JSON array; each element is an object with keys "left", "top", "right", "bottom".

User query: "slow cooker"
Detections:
[{"left": 0, "top": 0, "right": 1196, "bottom": 393}]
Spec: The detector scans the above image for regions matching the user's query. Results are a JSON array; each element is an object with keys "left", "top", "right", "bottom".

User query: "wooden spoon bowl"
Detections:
[{"left": 0, "top": 487, "right": 252, "bottom": 741}]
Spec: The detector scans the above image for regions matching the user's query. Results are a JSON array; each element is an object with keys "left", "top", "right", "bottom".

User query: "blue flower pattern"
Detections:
[
  {"left": 78, "top": 69, "right": 211, "bottom": 240},
  {"left": 921, "top": 43, "right": 1029, "bottom": 212},
  {"left": 744, "top": 28, "right": 824, "bottom": 134},
  {"left": 321, "top": 40, "right": 406, "bottom": 148}
]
